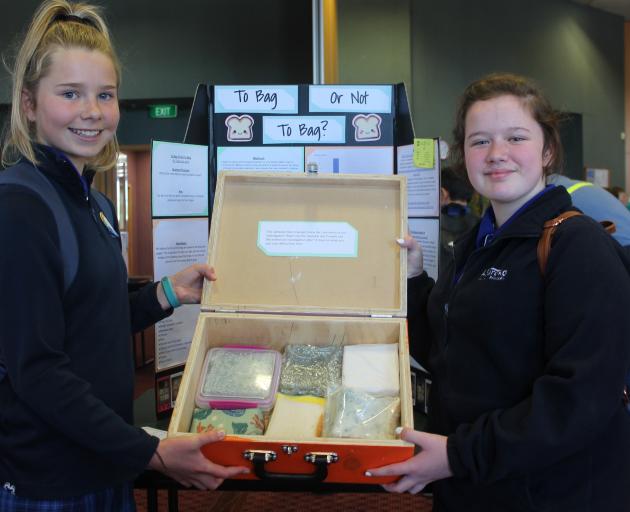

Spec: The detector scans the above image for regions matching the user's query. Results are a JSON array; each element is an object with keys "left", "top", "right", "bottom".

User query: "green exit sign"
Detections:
[{"left": 149, "top": 104, "right": 177, "bottom": 119}]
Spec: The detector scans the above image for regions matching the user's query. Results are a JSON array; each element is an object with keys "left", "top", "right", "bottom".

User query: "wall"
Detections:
[
  {"left": 0, "top": 0, "right": 311, "bottom": 101},
  {"left": 337, "top": 0, "right": 412, "bottom": 91},
  {"left": 126, "top": 150, "right": 153, "bottom": 276},
  {"left": 125, "top": 149, "right": 155, "bottom": 361},
  {"left": 338, "top": 0, "right": 626, "bottom": 186},
  {"left": 117, "top": 101, "right": 191, "bottom": 146},
  {"left": 625, "top": 21, "right": 630, "bottom": 188},
  {"left": 0, "top": 0, "right": 312, "bottom": 145},
  {"left": 1, "top": 1, "right": 625, "bottom": 182}
]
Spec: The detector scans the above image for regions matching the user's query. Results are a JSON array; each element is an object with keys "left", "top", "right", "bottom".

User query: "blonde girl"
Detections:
[{"left": 0, "top": 2, "right": 247, "bottom": 510}]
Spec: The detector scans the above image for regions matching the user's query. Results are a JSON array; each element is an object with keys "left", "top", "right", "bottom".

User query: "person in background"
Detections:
[
  {"left": 368, "top": 73, "right": 630, "bottom": 511},
  {"left": 548, "top": 174, "right": 630, "bottom": 252},
  {"left": 439, "top": 166, "right": 478, "bottom": 270},
  {"left": 0, "top": 1, "right": 247, "bottom": 510},
  {"left": 609, "top": 185, "right": 629, "bottom": 208}
]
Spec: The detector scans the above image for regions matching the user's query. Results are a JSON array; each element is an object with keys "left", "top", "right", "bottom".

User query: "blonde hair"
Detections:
[{"left": 1, "top": 0, "right": 121, "bottom": 172}]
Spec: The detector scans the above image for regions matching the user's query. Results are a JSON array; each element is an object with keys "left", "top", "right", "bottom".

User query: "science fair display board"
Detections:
[
  {"left": 185, "top": 83, "right": 408, "bottom": 197},
  {"left": 150, "top": 84, "right": 440, "bottom": 416},
  {"left": 150, "top": 140, "right": 209, "bottom": 416}
]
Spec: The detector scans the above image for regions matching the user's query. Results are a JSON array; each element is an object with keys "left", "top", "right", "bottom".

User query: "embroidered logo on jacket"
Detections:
[{"left": 479, "top": 267, "right": 508, "bottom": 281}]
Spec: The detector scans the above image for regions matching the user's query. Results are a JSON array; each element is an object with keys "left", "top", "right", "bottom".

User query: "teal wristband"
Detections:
[{"left": 161, "top": 276, "right": 181, "bottom": 308}]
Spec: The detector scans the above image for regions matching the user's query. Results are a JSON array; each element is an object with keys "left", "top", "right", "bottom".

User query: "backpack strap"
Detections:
[
  {"left": 0, "top": 165, "right": 117, "bottom": 384},
  {"left": 537, "top": 211, "right": 617, "bottom": 275},
  {"left": 0, "top": 163, "right": 78, "bottom": 292},
  {"left": 601, "top": 220, "right": 617, "bottom": 236}
]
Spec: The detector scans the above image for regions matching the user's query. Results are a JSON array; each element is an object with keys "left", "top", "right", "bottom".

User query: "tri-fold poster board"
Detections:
[
  {"left": 150, "top": 83, "right": 441, "bottom": 416},
  {"left": 185, "top": 82, "right": 441, "bottom": 279}
]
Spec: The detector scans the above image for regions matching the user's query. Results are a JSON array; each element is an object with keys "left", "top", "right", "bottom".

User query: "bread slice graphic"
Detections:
[
  {"left": 352, "top": 114, "right": 382, "bottom": 142},
  {"left": 225, "top": 114, "right": 254, "bottom": 142}
]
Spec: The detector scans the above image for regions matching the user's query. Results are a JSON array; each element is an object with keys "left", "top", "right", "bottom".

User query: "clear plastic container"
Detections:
[{"left": 195, "top": 346, "right": 281, "bottom": 410}]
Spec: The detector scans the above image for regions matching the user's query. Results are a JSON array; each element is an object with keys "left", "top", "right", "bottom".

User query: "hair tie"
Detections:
[{"left": 52, "top": 13, "right": 96, "bottom": 29}]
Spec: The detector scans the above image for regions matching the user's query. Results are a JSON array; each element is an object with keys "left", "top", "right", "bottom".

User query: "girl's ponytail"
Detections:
[{"left": 2, "top": 1, "right": 120, "bottom": 172}]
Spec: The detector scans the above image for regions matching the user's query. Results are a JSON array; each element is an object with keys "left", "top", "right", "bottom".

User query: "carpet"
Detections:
[{"left": 134, "top": 489, "right": 433, "bottom": 511}]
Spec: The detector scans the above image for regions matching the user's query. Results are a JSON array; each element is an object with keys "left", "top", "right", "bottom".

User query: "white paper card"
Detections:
[
  {"left": 304, "top": 146, "right": 393, "bottom": 175},
  {"left": 585, "top": 167, "right": 610, "bottom": 188},
  {"left": 151, "top": 141, "right": 208, "bottom": 217},
  {"left": 309, "top": 85, "right": 392, "bottom": 113},
  {"left": 257, "top": 221, "right": 358, "bottom": 258},
  {"left": 408, "top": 217, "right": 439, "bottom": 280},
  {"left": 217, "top": 146, "right": 304, "bottom": 173},
  {"left": 263, "top": 116, "right": 345, "bottom": 144},
  {"left": 153, "top": 218, "right": 209, "bottom": 370},
  {"left": 215, "top": 85, "right": 299, "bottom": 114},
  {"left": 397, "top": 144, "right": 439, "bottom": 217}
]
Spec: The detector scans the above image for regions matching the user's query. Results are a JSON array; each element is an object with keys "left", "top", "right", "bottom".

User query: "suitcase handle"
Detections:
[{"left": 243, "top": 450, "right": 338, "bottom": 483}]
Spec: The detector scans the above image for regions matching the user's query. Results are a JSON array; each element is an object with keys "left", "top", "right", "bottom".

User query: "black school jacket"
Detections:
[
  {"left": 0, "top": 147, "right": 170, "bottom": 499},
  {"left": 409, "top": 186, "right": 630, "bottom": 511}
]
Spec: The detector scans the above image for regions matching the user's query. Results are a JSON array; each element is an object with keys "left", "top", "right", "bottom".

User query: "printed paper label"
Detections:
[{"left": 257, "top": 221, "right": 358, "bottom": 257}]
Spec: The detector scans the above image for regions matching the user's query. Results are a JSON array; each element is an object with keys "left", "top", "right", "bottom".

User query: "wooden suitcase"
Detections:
[{"left": 169, "top": 172, "right": 413, "bottom": 484}]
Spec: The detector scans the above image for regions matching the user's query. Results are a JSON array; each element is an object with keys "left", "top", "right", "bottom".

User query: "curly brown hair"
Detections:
[{"left": 450, "top": 73, "right": 563, "bottom": 177}]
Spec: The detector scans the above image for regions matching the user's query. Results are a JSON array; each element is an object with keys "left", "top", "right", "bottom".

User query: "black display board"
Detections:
[{"left": 183, "top": 83, "right": 414, "bottom": 219}]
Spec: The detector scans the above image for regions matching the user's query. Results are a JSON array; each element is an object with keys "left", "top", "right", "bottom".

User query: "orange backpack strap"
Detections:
[
  {"left": 537, "top": 211, "right": 617, "bottom": 275},
  {"left": 601, "top": 220, "right": 616, "bottom": 235},
  {"left": 537, "top": 211, "right": 583, "bottom": 276}
]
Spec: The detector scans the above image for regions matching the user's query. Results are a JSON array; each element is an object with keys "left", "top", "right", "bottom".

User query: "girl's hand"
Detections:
[
  {"left": 397, "top": 235, "right": 423, "bottom": 278},
  {"left": 157, "top": 264, "right": 217, "bottom": 309},
  {"left": 366, "top": 429, "right": 453, "bottom": 494},
  {"left": 170, "top": 263, "right": 217, "bottom": 304},
  {"left": 148, "top": 431, "right": 249, "bottom": 490}
]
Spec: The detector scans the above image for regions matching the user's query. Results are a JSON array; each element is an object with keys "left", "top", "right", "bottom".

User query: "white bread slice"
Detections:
[
  {"left": 342, "top": 343, "right": 399, "bottom": 396},
  {"left": 265, "top": 393, "right": 325, "bottom": 438}
]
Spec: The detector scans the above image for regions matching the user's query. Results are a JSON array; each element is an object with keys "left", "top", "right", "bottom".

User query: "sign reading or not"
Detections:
[{"left": 150, "top": 104, "right": 178, "bottom": 119}]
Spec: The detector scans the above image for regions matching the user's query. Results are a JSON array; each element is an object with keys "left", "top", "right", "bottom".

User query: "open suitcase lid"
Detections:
[{"left": 202, "top": 172, "right": 407, "bottom": 318}]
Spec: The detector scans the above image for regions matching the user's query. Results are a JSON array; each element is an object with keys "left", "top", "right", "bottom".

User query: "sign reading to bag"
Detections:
[
  {"left": 215, "top": 85, "right": 299, "bottom": 114},
  {"left": 186, "top": 83, "right": 414, "bottom": 176}
]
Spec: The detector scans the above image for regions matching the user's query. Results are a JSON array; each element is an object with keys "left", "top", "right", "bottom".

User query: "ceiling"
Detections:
[{"left": 572, "top": 0, "right": 630, "bottom": 20}]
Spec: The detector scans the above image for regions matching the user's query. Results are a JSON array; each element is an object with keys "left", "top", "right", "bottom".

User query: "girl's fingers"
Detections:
[
  {"left": 409, "top": 482, "right": 427, "bottom": 495},
  {"left": 381, "top": 474, "right": 422, "bottom": 493},
  {"left": 365, "top": 460, "right": 410, "bottom": 477}
]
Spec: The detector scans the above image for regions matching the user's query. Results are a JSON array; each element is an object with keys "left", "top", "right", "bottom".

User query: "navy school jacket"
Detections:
[{"left": 408, "top": 186, "right": 630, "bottom": 511}]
